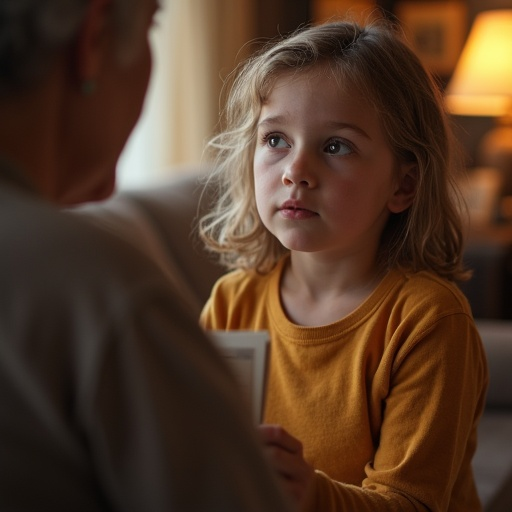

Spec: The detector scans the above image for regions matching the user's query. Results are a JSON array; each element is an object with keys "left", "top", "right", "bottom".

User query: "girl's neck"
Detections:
[{"left": 280, "top": 252, "right": 383, "bottom": 327}]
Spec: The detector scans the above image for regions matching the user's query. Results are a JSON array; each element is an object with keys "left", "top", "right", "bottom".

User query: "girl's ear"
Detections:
[
  {"left": 387, "top": 163, "right": 418, "bottom": 214},
  {"left": 73, "top": 0, "right": 112, "bottom": 86}
]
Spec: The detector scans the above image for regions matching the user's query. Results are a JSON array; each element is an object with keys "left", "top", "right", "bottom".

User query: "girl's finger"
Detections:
[{"left": 258, "top": 424, "right": 304, "bottom": 454}]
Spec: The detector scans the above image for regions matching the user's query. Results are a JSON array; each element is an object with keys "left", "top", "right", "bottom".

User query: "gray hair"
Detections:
[{"left": 0, "top": 0, "right": 139, "bottom": 94}]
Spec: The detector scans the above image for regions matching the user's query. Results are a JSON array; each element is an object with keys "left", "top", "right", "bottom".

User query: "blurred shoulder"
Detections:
[{"left": 0, "top": 185, "right": 173, "bottom": 299}]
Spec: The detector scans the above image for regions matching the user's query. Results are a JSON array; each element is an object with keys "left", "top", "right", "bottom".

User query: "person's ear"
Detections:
[
  {"left": 73, "top": 0, "right": 112, "bottom": 92},
  {"left": 387, "top": 163, "right": 418, "bottom": 214}
]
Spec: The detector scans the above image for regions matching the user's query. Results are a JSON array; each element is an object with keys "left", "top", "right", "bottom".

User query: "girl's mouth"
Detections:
[{"left": 279, "top": 200, "right": 318, "bottom": 219}]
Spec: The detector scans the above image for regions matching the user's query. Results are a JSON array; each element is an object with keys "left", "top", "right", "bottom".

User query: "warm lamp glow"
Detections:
[{"left": 445, "top": 10, "right": 512, "bottom": 116}]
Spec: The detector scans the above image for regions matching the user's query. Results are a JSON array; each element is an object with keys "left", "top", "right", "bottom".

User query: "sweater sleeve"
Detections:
[{"left": 304, "top": 312, "right": 488, "bottom": 512}]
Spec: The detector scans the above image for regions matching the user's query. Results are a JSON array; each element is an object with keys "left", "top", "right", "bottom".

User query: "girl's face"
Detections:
[{"left": 253, "top": 67, "right": 413, "bottom": 263}]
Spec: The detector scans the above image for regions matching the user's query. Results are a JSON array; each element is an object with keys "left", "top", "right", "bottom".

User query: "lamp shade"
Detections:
[{"left": 445, "top": 10, "right": 512, "bottom": 116}]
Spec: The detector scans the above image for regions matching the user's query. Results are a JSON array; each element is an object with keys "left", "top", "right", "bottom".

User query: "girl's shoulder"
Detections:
[
  {"left": 387, "top": 269, "right": 473, "bottom": 317},
  {"left": 204, "top": 263, "right": 285, "bottom": 330}
]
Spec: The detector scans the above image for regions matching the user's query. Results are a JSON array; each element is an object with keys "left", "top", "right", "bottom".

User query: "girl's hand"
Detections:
[{"left": 258, "top": 424, "right": 315, "bottom": 510}]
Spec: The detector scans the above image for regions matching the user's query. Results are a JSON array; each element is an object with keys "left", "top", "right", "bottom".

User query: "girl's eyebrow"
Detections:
[
  {"left": 327, "top": 121, "right": 372, "bottom": 140},
  {"left": 258, "top": 117, "right": 372, "bottom": 141},
  {"left": 257, "top": 115, "right": 286, "bottom": 128}
]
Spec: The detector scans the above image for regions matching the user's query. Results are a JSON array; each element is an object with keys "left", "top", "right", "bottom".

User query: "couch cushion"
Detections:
[
  {"left": 476, "top": 320, "right": 512, "bottom": 408},
  {"left": 473, "top": 321, "right": 512, "bottom": 511},
  {"left": 122, "top": 173, "right": 226, "bottom": 309},
  {"left": 473, "top": 411, "right": 512, "bottom": 511}
]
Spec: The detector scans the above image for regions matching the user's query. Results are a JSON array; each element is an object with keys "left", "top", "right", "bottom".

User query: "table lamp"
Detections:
[{"left": 445, "top": 9, "right": 512, "bottom": 200}]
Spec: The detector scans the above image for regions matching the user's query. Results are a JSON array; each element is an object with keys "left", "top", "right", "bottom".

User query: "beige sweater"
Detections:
[{"left": 201, "top": 256, "right": 488, "bottom": 511}]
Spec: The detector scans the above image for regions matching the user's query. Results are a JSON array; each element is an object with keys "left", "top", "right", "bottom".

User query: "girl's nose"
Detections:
[{"left": 282, "top": 152, "right": 317, "bottom": 188}]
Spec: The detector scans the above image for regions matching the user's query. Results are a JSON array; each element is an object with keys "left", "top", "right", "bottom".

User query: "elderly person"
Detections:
[{"left": 0, "top": 1, "right": 291, "bottom": 511}]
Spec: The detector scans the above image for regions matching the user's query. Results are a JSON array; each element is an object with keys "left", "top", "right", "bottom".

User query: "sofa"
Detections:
[{"left": 73, "top": 171, "right": 512, "bottom": 512}]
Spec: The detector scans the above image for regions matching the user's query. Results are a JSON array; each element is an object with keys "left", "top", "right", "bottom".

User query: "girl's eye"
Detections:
[
  {"left": 325, "top": 139, "right": 352, "bottom": 156},
  {"left": 266, "top": 134, "right": 289, "bottom": 149}
]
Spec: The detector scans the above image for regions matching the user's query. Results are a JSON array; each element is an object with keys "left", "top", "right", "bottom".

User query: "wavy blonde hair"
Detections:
[{"left": 199, "top": 18, "right": 469, "bottom": 281}]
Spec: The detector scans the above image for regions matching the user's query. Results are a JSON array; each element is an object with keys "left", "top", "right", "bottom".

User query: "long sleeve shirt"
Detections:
[{"left": 201, "top": 255, "right": 489, "bottom": 511}]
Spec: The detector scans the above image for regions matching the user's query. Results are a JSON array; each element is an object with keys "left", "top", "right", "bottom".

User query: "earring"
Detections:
[{"left": 81, "top": 79, "right": 97, "bottom": 96}]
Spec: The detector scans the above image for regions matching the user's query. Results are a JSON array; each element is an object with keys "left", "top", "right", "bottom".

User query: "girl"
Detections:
[{"left": 200, "top": 19, "right": 488, "bottom": 512}]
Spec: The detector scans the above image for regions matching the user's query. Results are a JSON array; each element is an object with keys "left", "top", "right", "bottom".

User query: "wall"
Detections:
[{"left": 257, "top": 0, "right": 310, "bottom": 38}]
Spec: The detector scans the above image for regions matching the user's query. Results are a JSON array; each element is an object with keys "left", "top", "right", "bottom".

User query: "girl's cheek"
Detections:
[{"left": 255, "top": 168, "right": 278, "bottom": 195}]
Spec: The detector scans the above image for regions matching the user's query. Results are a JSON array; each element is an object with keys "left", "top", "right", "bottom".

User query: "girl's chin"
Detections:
[{"left": 275, "top": 238, "right": 316, "bottom": 253}]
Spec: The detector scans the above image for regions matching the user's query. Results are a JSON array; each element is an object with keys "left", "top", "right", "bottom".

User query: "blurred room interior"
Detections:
[{"left": 118, "top": 0, "right": 512, "bottom": 193}]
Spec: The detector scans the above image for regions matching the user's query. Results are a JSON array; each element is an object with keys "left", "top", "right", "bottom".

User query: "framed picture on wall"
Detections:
[{"left": 394, "top": 1, "right": 468, "bottom": 77}]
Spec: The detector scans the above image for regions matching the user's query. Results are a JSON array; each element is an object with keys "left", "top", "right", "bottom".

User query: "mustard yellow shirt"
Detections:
[{"left": 201, "top": 256, "right": 488, "bottom": 511}]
